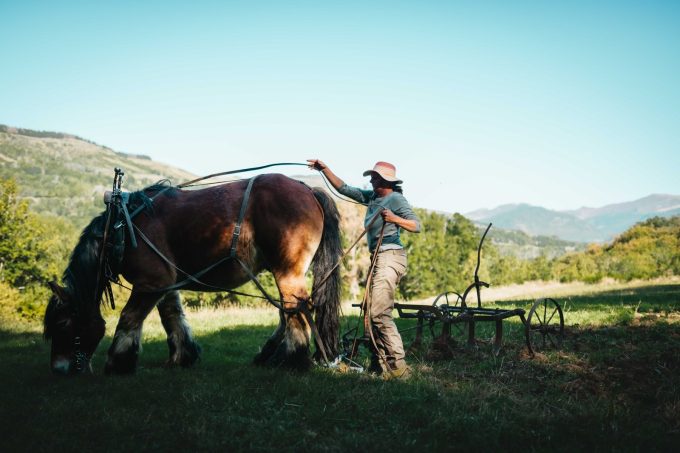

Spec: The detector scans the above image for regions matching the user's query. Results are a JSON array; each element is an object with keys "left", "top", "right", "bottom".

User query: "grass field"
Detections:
[{"left": 1, "top": 280, "right": 679, "bottom": 451}]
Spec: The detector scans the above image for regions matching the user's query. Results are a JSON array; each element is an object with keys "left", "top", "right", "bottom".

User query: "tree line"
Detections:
[
  {"left": 1, "top": 176, "right": 678, "bottom": 318},
  {"left": 399, "top": 209, "right": 680, "bottom": 299}
]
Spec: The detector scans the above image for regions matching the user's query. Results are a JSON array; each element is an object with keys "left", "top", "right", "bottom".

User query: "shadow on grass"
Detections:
[{"left": 1, "top": 298, "right": 679, "bottom": 451}]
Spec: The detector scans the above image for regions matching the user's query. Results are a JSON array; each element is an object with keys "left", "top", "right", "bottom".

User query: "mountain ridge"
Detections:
[{"left": 466, "top": 194, "right": 680, "bottom": 243}]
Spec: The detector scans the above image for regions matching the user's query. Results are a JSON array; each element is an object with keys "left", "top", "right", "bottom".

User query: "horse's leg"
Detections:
[
  {"left": 105, "top": 291, "right": 163, "bottom": 374},
  {"left": 266, "top": 274, "right": 313, "bottom": 370},
  {"left": 253, "top": 310, "right": 285, "bottom": 365},
  {"left": 157, "top": 291, "right": 201, "bottom": 367}
]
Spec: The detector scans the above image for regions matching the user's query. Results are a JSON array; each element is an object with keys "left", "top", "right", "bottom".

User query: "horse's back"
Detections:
[
  {"left": 125, "top": 174, "right": 324, "bottom": 286},
  {"left": 247, "top": 175, "right": 325, "bottom": 270}
]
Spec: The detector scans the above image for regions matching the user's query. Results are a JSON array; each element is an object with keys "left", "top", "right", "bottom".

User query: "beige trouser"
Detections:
[{"left": 369, "top": 249, "right": 408, "bottom": 371}]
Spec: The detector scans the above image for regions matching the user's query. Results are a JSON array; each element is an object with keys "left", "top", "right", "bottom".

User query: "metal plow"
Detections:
[{"left": 395, "top": 223, "right": 564, "bottom": 356}]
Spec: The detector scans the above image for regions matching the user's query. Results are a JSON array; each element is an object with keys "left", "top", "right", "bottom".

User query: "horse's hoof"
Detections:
[
  {"left": 267, "top": 345, "right": 312, "bottom": 372},
  {"left": 254, "top": 339, "right": 282, "bottom": 366},
  {"left": 104, "top": 353, "right": 138, "bottom": 375},
  {"left": 177, "top": 341, "right": 202, "bottom": 368}
]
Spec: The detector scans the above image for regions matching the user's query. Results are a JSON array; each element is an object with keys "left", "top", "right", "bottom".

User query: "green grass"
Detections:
[{"left": 1, "top": 282, "right": 679, "bottom": 451}]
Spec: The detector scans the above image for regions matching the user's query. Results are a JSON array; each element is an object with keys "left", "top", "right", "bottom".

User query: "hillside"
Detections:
[
  {"left": 480, "top": 224, "right": 585, "bottom": 259},
  {"left": 0, "top": 124, "right": 642, "bottom": 260},
  {"left": 0, "top": 125, "right": 197, "bottom": 226},
  {"left": 467, "top": 195, "right": 680, "bottom": 243}
]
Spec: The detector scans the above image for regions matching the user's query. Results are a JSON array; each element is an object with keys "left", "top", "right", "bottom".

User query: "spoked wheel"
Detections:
[
  {"left": 432, "top": 291, "right": 468, "bottom": 349},
  {"left": 526, "top": 298, "right": 564, "bottom": 354}
]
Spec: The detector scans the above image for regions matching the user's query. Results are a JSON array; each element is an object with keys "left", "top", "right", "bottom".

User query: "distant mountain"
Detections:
[
  {"left": 565, "top": 194, "right": 680, "bottom": 238},
  {"left": 0, "top": 124, "right": 197, "bottom": 227},
  {"left": 467, "top": 195, "right": 680, "bottom": 243}
]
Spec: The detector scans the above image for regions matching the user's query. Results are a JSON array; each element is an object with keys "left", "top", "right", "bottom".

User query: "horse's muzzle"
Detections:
[
  {"left": 51, "top": 357, "right": 71, "bottom": 375},
  {"left": 51, "top": 357, "right": 92, "bottom": 375}
]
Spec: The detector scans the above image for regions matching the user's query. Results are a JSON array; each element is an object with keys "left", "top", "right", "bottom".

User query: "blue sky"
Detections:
[{"left": 1, "top": 1, "right": 678, "bottom": 213}]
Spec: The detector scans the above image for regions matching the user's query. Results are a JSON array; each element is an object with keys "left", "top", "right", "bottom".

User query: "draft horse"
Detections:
[{"left": 43, "top": 174, "right": 342, "bottom": 374}]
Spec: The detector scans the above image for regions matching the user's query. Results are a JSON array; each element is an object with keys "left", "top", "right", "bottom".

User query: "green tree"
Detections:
[
  {"left": 399, "top": 211, "right": 481, "bottom": 299},
  {"left": 0, "top": 177, "right": 74, "bottom": 287}
]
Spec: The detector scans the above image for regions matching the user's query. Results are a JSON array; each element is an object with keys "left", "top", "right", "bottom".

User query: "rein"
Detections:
[
  {"left": 177, "top": 162, "right": 308, "bottom": 188},
  {"left": 352, "top": 223, "right": 390, "bottom": 372}
]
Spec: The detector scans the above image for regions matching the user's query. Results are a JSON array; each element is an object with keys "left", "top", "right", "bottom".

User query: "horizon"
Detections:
[{"left": 1, "top": 2, "right": 679, "bottom": 213}]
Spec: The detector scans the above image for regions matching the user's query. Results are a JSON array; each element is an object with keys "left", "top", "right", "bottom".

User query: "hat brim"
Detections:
[{"left": 363, "top": 169, "right": 403, "bottom": 184}]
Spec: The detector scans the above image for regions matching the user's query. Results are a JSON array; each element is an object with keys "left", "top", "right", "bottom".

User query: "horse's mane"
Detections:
[
  {"left": 139, "top": 179, "right": 178, "bottom": 197},
  {"left": 62, "top": 214, "right": 106, "bottom": 310}
]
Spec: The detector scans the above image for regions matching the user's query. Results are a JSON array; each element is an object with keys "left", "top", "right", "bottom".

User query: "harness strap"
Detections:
[
  {"left": 230, "top": 176, "right": 258, "bottom": 259},
  {"left": 119, "top": 195, "right": 138, "bottom": 248},
  {"left": 133, "top": 224, "right": 233, "bottom": 292},
  {"left": 128, "top": 186, "right": 174, "bottom": 219},
  {"left": 130, "top": 176, "right": 259, "bottom": 293},
  {"left": 234, "top": 257, "right": 282, "bottom": 310},
  {"left": 300, "top": 302, "right": 330, "bottom": 364}
]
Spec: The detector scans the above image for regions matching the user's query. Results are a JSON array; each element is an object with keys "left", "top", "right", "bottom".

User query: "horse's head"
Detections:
[{"left": 44, "top": 281, "right": 106, "bottom": 375}]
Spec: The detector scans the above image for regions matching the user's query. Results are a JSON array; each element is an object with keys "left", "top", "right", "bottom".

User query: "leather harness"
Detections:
[{"left": 105, "top": 175, "right": 333, "bottom": 364}]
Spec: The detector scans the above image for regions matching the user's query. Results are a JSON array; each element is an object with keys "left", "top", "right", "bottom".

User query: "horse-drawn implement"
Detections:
[{"left": 344, "top": 223, "right": 565, "bottom": 359}]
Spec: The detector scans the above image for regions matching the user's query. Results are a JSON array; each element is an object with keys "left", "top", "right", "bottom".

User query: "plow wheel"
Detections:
[
  {"left": 433, "top": 291, "right": 468, "bottom": 340},
  {"left": 429, "top": 291, "right": 468, "bottom": 357},
  {"left": 526, "top": 298, "right": 564, "bottom": 354}
]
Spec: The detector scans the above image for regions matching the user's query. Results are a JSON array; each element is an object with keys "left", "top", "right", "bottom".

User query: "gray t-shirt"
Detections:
[{"left": 338, "top": 184, "right": 421, "bottom": 252}]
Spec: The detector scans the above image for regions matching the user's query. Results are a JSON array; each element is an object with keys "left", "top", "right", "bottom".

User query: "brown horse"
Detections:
[{"left": 43, "top": 174, "right": 342, "bottom": 374}]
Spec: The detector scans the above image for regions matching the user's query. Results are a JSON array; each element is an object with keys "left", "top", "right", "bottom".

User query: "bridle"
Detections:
[
  {"left": 72, "top": 335, "right": 88, "bottom": 373},
  {"left": 51, "top": 297, "right": 93, "bottom": 373}
]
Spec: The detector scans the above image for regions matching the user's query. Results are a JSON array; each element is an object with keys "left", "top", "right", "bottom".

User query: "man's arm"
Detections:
[
  {"left": 307, "top": 159, "right": 344, "bottom": 190},
  {"left": 307, "top": 159, "right": 371, "bottom": 204},
  {"left": 381, "top": 209, "right": 420, "bottom": 233},
  {"left": 383, "top": 194, "right": 421, "bottom": 233}
]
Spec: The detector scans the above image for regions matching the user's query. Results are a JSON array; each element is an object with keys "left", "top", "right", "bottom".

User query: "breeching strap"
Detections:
[{"left": 230, "top": 176, "right": 257, "bottom": 258}]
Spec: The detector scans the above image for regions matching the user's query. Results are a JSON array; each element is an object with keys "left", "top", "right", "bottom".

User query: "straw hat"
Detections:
[{"left": 363, "top": 161, "right": 403, "bottom": 184}]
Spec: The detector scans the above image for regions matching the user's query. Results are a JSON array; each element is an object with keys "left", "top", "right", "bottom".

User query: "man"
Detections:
[{"left": 308, "top": 159, "right": 421, "bottom": 378}]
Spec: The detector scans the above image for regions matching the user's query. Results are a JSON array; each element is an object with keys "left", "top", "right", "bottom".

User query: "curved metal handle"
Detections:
[{"left": 474, "top": 223, "right": 492, "bottom": 280}]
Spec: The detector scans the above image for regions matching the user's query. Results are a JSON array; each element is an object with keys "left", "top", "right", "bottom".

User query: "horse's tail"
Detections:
[{"left": 311, "top": 188, "right": 343, "bottom": 360}]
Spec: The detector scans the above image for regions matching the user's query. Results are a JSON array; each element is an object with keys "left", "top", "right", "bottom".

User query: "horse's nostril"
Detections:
[{"left": 51, "top": 358, "right": 70, "bottom": 375}]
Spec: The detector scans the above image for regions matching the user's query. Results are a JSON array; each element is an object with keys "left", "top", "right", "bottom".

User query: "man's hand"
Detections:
[
  {"left": 307, "top": 159, "right": 327, "bottom": 171},
  {"left": 381, "top": 209, "right": 400, "bottom": 224}
]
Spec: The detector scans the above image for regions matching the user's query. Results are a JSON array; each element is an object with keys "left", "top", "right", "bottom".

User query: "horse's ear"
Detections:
[{"left": 47, "top": 281, "right": 69, "bottom": 301}]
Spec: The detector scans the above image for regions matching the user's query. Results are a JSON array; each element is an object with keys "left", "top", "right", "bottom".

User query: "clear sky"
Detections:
[{"left": 1, "top": 1, "right": 678, "bottom": 213}]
